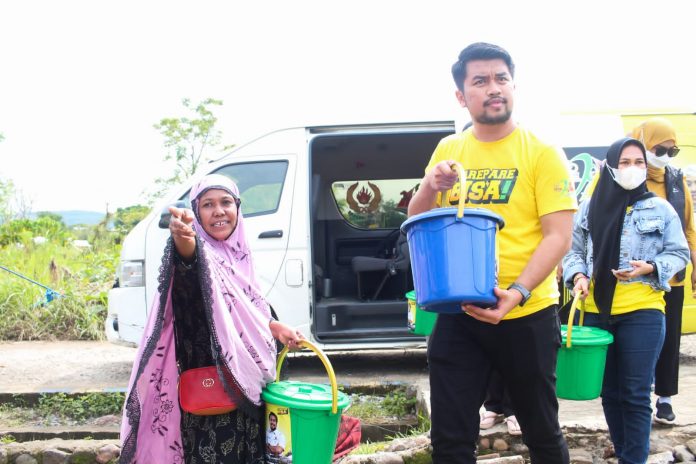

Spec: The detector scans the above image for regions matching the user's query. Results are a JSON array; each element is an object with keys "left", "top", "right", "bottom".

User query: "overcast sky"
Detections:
[{"left": 0, "top": 0, "right": 694, "bottom": 212}]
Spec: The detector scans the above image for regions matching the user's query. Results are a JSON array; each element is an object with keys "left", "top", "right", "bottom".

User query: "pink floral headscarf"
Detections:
[{"left": 120, "top": 174, "right": 277, "bottom": 463}]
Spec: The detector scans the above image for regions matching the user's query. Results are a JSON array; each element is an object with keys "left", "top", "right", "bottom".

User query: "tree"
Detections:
[
  {"left": 148, "top": 98, "right": 224, "bottom": 202},
  {"left": 113, "top": 205, "right": 150, "bottom": 234},
  {"left": 36, "top": 211, "right": 65, "bottom": 224},
  {"left": 0, "top": 177, "right": 14, "bottom": 224}
]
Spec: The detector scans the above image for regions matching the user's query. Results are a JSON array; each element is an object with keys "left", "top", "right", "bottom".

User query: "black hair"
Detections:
[
  {"left": 269, "top": 412, "right": 278, "bottom": 420},
  {"left": 451, "top": 42, "right": 515, "bottom": 92}
]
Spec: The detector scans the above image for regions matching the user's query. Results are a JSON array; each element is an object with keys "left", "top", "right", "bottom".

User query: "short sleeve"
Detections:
[{"left": 535, "top": 146, "right": 578, "bottom": 216}]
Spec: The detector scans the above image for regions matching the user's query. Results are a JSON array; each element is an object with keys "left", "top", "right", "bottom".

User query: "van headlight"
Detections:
[{"left": 119, "top": 260, "right": 144, "bottom": 287}]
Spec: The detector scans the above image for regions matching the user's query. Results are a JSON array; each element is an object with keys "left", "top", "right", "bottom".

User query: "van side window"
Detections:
[
  {"left": 179, "top": 161, "right": 289, "bottom": 217},
  {"left": 331, "top": 179, "right": 420, "bottom": 229}
]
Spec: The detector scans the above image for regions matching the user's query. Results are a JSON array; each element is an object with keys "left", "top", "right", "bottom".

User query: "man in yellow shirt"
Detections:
[{"left": 409, "top": 42, "right": 576, "bottom": 463}]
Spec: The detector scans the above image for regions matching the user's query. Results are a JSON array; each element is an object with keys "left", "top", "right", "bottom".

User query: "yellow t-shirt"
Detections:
[
  {"left": 584, "top": 281, "right": 665, "bottom": 314},
  {"left": 425, "top": 127, "right": 577, "bottom": 319}
]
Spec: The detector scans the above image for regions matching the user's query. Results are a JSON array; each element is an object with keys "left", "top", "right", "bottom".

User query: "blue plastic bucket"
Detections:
[{"left": 401, "top": 207, "right": 504, "bottom": 313}]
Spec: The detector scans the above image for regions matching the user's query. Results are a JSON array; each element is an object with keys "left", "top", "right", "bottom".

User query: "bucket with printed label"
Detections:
[
  {"left": 262, "top": 340, "right": 350, "bottom": 464},
  {"left": 406, "top": 290, "right": 437, "bottom": 335},
  {"left": 401, "top": 163, "right": 505, "bottom": 313}
]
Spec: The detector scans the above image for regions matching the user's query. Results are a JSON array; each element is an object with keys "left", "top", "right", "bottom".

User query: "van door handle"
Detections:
[{"left": 258, "top": 230, "right": 283, "bottom": 239}]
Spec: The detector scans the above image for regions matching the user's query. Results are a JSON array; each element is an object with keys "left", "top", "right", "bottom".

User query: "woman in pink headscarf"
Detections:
[{"left": 120, "top": 174, "right": 303, "bottom": 464}]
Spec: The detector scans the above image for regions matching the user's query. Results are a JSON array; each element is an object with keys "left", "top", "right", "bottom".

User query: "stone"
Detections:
[
  {"left": 492, "top": 438, "right": 508, "bottom": 452},
  {"left": 509, "top": 443, "right": 528, "bottom": 455},
  {"left": 568, "top": 448, "right": 593, "bottom": 464},
  {"left": 399, "top": 446, "right": 432, "bottom": 463},
  {"left": 15, "top": 454, "right": 38, "bottom": 464},
  {"left": 475, "top": 457, "right": 524, "bottom": 463},
  {"left": 366, "top": 453, "right": 404, "bottom": 464},
  {"left": 43, "top": 449, "right": 71, "bottom": 464},
  {"left": 0, "top": 447, "right": 7, "bottom": 464},
  {"left": 673, "top": 444, "right": 696, "bottom": 462},
  {"left": 479, "top": 437, "right": 491, "bottom": 450},
  {"left": 688, "top": 439, "right": 696, "bottom": 457},
  {"left": 92, "top": 415, "right": 121, "bottom": 427},
  {"left": 96, "top": 443, "right": 120, "bottom": 463},
  {"left": 646, "top": 451, "right": 675, "bottom": 464},
  {"left": 652, "top": 437, "right": 677, "bottom": 454}
]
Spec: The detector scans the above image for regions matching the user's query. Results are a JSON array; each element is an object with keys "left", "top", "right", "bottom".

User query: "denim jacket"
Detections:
[{"left": 563, "top": 197, "right": 689, "bottom": 292}]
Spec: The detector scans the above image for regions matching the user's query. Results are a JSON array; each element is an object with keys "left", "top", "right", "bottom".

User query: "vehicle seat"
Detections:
[{"left": 351, "top": 232, "right": 410, "bottom": 300}]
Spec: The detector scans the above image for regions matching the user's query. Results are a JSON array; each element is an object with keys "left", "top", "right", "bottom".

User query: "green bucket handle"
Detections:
[
  {"left": 276, "top": 339, "right": 339, "bottom": 414},
  {"left": 447, "top": 162, "right": 467, "bottom": 219},
  {"left": 565, "top": 292, "right": 587, "bottom": 349}
]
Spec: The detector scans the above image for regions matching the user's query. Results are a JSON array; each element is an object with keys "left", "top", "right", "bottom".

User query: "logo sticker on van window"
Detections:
[{"left": 346, "top": 182, "right": 382, "bottom": 213}]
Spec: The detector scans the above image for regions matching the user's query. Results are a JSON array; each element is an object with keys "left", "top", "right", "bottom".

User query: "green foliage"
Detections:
[
  {"left": 113, "top": 205, "right": 150, "bottom": 234},
  {"left": 383, "top": 386, "right": 417, "bottom": 417},
  {"left": 38, "top": 392, "right": 125, "bottom": 422},
  {"left": 149, "top": 98, "right": 225, "bottom": 202},
  {"left": 0, "top": 434, "right": 16, "bottom": 444},
  {"left": 348, "top": 387, "right": 416, "bottom": 423},
  {"left": 36, "top": 211, "right": 65, "bottom": 224},
  {"left": 0, "top": 216, "right": 68, "bottom": 246},
  {"left": 0, "top": 215, "right": 121, "bottom": 340},
  {"left": 352, "top": 440, "right": 388, "bottom": 455},
  {"left": 0, "top": 176, "right": 16, "bottom": 224}
]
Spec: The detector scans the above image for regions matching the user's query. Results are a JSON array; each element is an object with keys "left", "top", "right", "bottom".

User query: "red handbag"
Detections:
[{"left": 178, "top": 366, "right": 238, "bottom": 416}]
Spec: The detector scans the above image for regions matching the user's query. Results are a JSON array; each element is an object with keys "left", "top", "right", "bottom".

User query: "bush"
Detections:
[{"left": 0, "top": 216, "right": 121, "bottom": 340}]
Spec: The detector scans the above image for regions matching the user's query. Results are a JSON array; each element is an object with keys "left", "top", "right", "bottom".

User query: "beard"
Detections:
[{"left": 474, "top": 108, "right": 512, "bottom": 125}]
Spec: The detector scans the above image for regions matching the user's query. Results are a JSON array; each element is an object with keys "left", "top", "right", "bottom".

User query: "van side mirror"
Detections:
[{"left": 158, "top": 201, "right": 188, "bottom": 229}]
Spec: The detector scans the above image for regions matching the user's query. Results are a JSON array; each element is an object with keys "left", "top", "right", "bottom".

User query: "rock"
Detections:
[
  {"left": 96, "top": 443, "right": 120, "bottom": 463},
  {"left": 673, "top": 444, "right": 696, "bottom": 462},
  {"left": 479, "top": 438, "right": 491, "bottom": 450},
  {"left": 476, "top": 457, "right": 524, "bottom": 463},
  {"left": 42, "top": 449, "right": 70, "bottom": 464},
  {"left": 15, "top": 454, "right": 38, "bottom": 464},
  {"left": 0, "top": 447, "right": 7, "bottom": 464},
  {"left": 688, "top": 439, "right": 696, "bottom": 456},
  {"left": 652, "top": 437, "right": 677, "bottom": 454},
  {"left": 492, "top": 438, "right": 508, "bottom": 452},
  {"left": 509, "top": 443, "right": 528, "bottom": 455},
  {"left": 399, "top": 446, "right": 432, "bottom": 463},
  {"left": 568, "top": 448, "right": 593, "bottom": 464},
  {"left": 647, "top": 451, "right": 675, "bottom": 464},
  {"left": 92, "top": 415, "right": 121, "bottom": 427},
  {"left": 366, "top": 452, "right": 404, "bottom": 464}
]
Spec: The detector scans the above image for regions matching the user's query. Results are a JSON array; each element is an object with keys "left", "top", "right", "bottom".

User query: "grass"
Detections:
[
  {"left": 347, "top": 386, "right": 417, "bottom": 424},
  {"left": 0, "top": 393, "right": 125, "bottom": 426},
  {"left": 0, "top": 228, "right": 119, "bottom": 340},
  {"left": 351, "top": 414, "right": 431, "bottom": 455}
]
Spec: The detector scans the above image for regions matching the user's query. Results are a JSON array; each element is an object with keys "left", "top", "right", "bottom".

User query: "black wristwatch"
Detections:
[
  {"left": 507, "top": 282, "right": 532, "bottom": 306},
  {"left": 646, "top": 261, "right": 658, "bottom": 278}
]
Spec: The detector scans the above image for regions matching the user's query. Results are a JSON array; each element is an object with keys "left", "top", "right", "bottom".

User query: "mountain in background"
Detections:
[{"left": 32, "top": 210, "right": 107, "bottom": 226}]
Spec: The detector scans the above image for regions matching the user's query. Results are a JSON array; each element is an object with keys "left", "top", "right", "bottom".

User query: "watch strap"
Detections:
[{"left": 507, "top": 282, "right": 531, "bottom": 306}]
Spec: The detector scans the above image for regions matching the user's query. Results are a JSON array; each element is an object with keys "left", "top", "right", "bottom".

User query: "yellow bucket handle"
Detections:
[
  {"left": 448, "top": 162, "right": 467, "bottom": 219},
  {"left": 276, "top": 339, "right": 339, "bottom": 414},
  {"left": 565, "top": 292, "right": 586, "bottom": 348}
]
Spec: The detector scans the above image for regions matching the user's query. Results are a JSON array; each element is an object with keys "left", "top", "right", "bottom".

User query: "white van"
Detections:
[{"left": 106, "top": 118, "right": 622, "bottom": 349}]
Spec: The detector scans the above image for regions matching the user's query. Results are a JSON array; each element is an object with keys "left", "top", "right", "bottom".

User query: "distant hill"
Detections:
[{"left": 32, "top": 210, "right": 107, "bottom": 227}]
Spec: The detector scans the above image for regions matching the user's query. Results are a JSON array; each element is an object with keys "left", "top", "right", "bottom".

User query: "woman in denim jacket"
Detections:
[{"left": 563, "top": 137, "right": 689, "bottom": 464}]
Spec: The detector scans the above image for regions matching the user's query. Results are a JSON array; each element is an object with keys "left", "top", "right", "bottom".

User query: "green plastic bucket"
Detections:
[
  {"left": 556, "top": 295, "right": 614, "bottom": 400},
  {"left": 406, "top": 291, "right": 438, "bottom": 336},
  {"left": 262, "top": 340, "right": 350, "bottom": 464}
]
